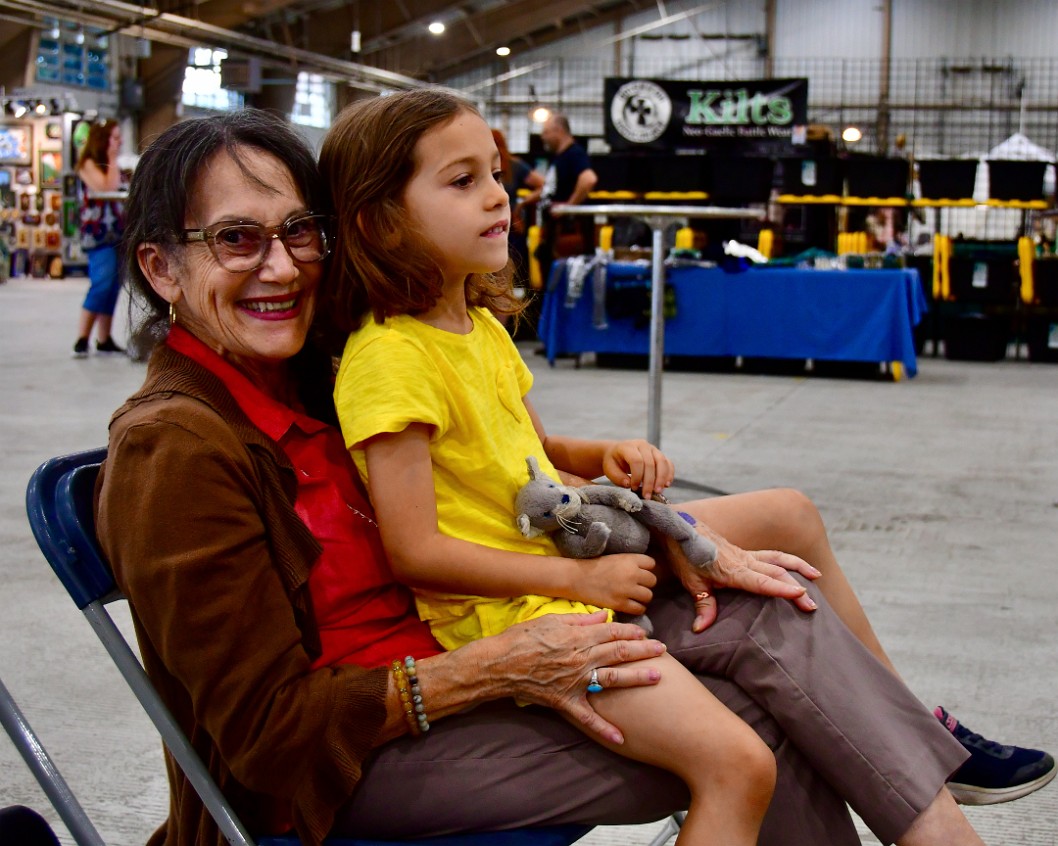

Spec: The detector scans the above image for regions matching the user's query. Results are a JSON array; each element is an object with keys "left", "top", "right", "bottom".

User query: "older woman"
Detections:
[{"left": 94, "top": 108, "right": 994, "bottom": 846}]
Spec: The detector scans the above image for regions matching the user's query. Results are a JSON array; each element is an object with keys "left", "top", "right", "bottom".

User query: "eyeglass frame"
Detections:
[{"left": 179, "top": 212, "right": 332, "bottom": 272}]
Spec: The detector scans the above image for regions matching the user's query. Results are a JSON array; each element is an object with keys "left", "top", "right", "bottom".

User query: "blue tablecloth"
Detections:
[{"left": 539, "top": 263, "right": 928, "bottom": 377}]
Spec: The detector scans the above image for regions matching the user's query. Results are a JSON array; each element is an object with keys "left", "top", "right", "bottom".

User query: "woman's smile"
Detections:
[{"left": 238, "top": 290, "right": 307, "bottom": 319}]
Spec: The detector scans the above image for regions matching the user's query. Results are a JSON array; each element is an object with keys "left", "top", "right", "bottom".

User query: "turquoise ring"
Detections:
[{"left": 587, "top": 668, "right": 603, "bottom": 694}]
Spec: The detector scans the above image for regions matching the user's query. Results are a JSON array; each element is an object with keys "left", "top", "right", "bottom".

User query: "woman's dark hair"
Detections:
[
  {"left": 122, "top": 108, "right": 323, "bottom": 356},
  {"left": 318, "top": 87, "right": 522, "bottom": 334},
  {"left": 76, "top": 120, "right": 119, "bottom": 171}
]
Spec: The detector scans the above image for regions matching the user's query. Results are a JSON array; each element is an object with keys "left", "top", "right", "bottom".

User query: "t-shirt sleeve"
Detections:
[{"left": 334, "top": 329, "right": 449, "bottom": 453}]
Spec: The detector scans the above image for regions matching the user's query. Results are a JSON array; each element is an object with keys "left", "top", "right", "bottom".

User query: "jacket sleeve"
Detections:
[{"left": 97, "top": 401, "right": 388, "bottom": 844}]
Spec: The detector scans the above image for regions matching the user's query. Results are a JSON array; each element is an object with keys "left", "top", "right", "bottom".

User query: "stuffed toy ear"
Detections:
[
  {"left": 525, "top": 455, "right": 543, "bottom": 481},
  {"left": 517, "top": 514, "right": 544, "bottom": 538}
]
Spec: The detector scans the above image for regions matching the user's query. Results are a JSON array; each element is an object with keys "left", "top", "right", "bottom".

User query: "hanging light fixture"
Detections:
[{"left": 842, "top": 126, "right": 863, "bottom": 144}]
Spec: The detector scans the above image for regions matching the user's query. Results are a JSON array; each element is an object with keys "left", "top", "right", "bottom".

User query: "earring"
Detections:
[{"left": 169, "top": 301, "right": 177, "bottom": 327}]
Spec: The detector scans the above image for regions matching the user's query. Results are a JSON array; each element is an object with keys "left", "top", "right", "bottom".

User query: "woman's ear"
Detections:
[{"left": 137, "top": 243, "right": 182, "bottom": 307}]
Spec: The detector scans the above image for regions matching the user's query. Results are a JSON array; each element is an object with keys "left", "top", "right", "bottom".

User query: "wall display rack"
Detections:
[{"left": 0, "top": 112, "right": 88, "bottom": 280}]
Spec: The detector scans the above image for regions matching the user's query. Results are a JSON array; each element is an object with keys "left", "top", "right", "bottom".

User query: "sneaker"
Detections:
[
  {"left": 95, "top": 337, "right": 126, "bottom": 356},
  {"left": 937, "top": 706, "right": 1057, "bottom": 805},
  {"left": 72, "top": 337, "right": 89, "bottom": 358}
]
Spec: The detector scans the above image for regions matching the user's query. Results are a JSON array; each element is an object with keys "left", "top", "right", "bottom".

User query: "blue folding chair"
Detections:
[{"left": 25, "top": 449, "right": 592, "bottom": 846}]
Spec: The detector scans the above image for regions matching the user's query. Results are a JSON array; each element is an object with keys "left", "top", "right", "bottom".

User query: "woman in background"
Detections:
[{"left": 73, "top": 119, "right": 126, "bottom": 358}]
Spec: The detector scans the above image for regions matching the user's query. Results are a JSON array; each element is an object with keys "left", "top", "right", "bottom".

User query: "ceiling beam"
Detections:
[{"left": 364, "top": 0, "right": 632, "bottom": 79}]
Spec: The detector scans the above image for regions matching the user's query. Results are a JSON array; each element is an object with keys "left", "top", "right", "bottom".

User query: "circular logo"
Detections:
[{"left": 611, "top": 80, "right": 672, "bottom": 144}]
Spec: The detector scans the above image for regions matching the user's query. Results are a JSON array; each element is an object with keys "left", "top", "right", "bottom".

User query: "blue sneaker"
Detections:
[{"left": 937, "top": 706, "right": 1056, "bottom": 805}]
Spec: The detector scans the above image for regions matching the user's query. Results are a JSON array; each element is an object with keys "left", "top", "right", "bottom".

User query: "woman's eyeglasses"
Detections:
[{"left": 181, "top": 213, "right": 330, "bottom": 272}]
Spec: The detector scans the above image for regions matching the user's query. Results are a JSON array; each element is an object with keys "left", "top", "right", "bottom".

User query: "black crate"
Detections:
[
  {"left": 778, "top": 156, "right": 842, "bottom": 196},
  {"left": 1031, "top": 258, "right": 1058, "bottom": 307},
  {"left": 844, "top": 155, "right": 910, "bottom": 199},
  {"left": 644, "top": 154, "right": 708, "bottom": 194},
  {"left": 1026, "top": 313, "right": 1058, "bottom": 363},
  {"left": 917, "top": 159, "right": 978, "bottom": 200},
  {"left": 591, "top": 154, "right": 636, "bottom": 193},
  {"left": 986, "top": 160, "right": 1049, "bottom": 202},
  {"left": 705, "top": 155, "right": 775, "bottom": 203},
  {"left": 948, "top": 257, "right": 1018, "bottom": 305},
  {"left": 943, "top": 312, "right": 1010, "bottom": 361}
]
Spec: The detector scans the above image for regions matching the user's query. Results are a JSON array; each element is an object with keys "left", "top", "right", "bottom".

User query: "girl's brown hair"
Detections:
[
  {"left": 76, "top": 119, "right": 119, "bottom": 171},
  {"left": 319, "top": 87, "right": 522, "bottom": 332}
]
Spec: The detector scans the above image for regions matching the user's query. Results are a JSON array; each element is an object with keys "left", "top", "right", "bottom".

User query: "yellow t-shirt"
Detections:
[{"left": 334, "top": 307, "right": 603, "bottom": 650}]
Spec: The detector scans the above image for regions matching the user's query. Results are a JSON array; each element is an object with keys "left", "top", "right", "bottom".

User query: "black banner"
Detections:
[{"left": 605, "top": 77, "right": 809, "bottom": 154}]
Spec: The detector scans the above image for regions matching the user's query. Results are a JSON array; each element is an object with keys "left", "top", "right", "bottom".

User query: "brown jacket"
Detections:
[{"left": 95, "top": 344, "right": 388, "bottom": 846}]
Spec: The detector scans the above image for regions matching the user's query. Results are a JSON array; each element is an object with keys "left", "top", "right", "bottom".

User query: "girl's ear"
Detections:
[{"left": 137, "top": 243, "right": 182, "bottom": 307}]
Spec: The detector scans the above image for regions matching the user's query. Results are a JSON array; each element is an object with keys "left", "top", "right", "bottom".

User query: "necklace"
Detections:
[{"left": 346, "top": 501, "right": 378, "bottom": 527}]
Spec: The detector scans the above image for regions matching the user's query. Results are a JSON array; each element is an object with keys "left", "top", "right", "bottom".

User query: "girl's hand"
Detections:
[
  {"left": 569, "top": 553, "right": 656, "bottom": 616},
  {"left": 478, "top": 611, "right": 666, "bottom": 744},
  {"left": 659, "top": 524, "right": 821, "bottom": 632},
  {"left": 601, "top": 440, "right": 674, "bottom": 500}
]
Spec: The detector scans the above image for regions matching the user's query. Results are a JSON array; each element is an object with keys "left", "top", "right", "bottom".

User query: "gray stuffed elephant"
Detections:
[{"left": 514, "top": 456, "right": 718, "bottom": 633}]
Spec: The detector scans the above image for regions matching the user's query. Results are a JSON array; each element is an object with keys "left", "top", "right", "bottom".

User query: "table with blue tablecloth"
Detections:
[{"left": 538, "top": 262, "right": 928, "bottom": 377}]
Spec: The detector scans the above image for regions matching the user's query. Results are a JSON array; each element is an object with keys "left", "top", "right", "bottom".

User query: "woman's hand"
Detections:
[
  {"left": 569, "top": 553, "right": 656, "bottom": 615},
  {"left": 601, "top": 439, "right": 674, "bottom": 500},
  {"left": 660, "top": 523, "right": 821, "bottom": 632},
  {"left": 475, "top": 611, "right": 666, "bottom": 744}
]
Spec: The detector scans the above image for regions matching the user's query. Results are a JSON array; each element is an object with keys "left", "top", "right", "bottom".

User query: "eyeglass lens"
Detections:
[{"left": 211, "top": 216, "right": 328, "bottom": 269}]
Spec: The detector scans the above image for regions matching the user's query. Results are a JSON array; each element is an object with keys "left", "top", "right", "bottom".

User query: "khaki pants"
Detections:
[{"left": 336, "top": 579, "right": 967, "bottom": 846}]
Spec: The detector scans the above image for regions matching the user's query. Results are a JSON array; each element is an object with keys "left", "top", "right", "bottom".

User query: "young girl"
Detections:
[{"left": 321, "top": 89, "right": 780, "bottom": 845}]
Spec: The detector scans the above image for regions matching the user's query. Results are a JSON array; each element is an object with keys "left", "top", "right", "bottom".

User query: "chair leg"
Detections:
[
  {"left": 0, "top": 677, "right": 106, "bottom": 846},
  {"left": 644, "top": 811, "right": 685, "bottom": 846}
]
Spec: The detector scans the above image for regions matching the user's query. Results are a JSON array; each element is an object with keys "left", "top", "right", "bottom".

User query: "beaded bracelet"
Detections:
[
  {"left": 403, "top": 655, "right": 430, "bottom": 734},
  {"left": 390, "top": 659, "right": 421, "bottom": 737}
]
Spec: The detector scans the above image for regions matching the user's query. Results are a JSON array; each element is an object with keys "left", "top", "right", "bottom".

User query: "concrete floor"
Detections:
[{"left": 1, "top": 275, "right": 1057, "bottom": 845}]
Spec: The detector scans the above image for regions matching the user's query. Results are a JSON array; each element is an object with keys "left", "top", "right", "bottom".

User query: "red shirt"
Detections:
[{"left": 167, "top": 327, "right": 442, "bottom": 669}]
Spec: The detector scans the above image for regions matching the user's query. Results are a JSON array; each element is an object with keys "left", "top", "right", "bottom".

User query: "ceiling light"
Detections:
[
  {"left": 428, "top": 21, "right": 445, "bottom": 35},
  {"left": 495, "top": 46, "right": 510, "bottom": 57},
  {"left": 531, "top": 106, "right": 551, "bottom": 124},
  {"left": 12, "top": 102, "right": 27, "bottom": 118},
  {"left": 34, "top": 101, "right": 48, "bottom": 115},
  {"left": 841, "top": 126, "right": 863, "bottom": 144}
]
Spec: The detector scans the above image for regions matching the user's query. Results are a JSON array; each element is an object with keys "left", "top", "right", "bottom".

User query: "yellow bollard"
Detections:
[
  {"left": 931, "top": 234, "right": 952, "bottom": 300},
  {"left": 757, "top": 228, "right": 774, "bottom": 259},
  {"left": 599, "top": 225, "right": 614, "bottom": 253},
  {"left": 1018, "top": 235, "right": 1035, "bottom": 304},
  {"left": 527, "top": 224, "right": 543, "bottom": 290},
  {"left": 674, "top": 227, "right": 694, "bottom": 250}
]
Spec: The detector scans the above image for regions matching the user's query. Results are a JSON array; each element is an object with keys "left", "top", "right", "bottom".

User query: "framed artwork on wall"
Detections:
[
  {"left": 0, "top": 168, "right": 13, "bottom": 208},
  {"left": 70, "top": 118, "right": 92, "bottom": 170},
  {"left": 39, "top": 150, "right": 62, "bottom": 189},
  {"left": 44, "top": 121, "right": 63, "bottom": 142},
  {"left": 0, "top": 124, "right": 32, "bottom": 165},
  {"left": 62, "top": 198, "right": 78, "bottom": 236}
]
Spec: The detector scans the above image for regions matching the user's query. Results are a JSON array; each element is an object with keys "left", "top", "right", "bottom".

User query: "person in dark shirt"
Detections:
[{"left": 527, "top": 114, "right": 599, "bottom": 270}]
